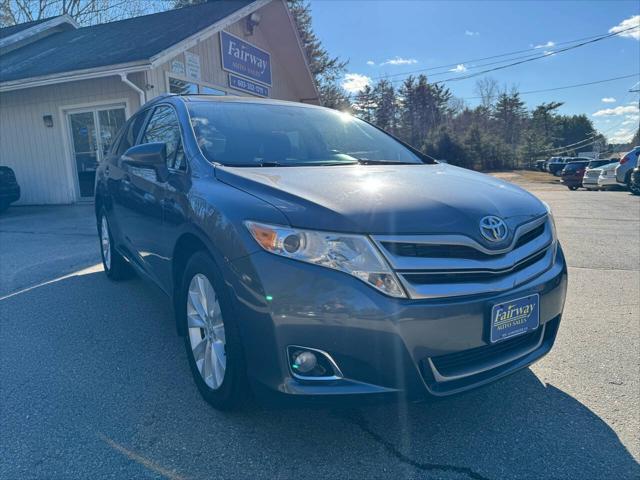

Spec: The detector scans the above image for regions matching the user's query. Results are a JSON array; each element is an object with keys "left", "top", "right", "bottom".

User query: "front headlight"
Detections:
[
  {"left": 542, "top": 201, "right": 557, "bottom": 244},
  {"left": 245, "top": 221, "right": 406, "bottom": 298}
]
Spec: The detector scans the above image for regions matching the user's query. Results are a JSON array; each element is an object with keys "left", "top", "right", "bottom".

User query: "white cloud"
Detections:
[
  {"left": 622, "top": 114, "right": 640, "bottom": 126},
  {"left": 608, "top": 126, "right": 637, "bottom": 144},
  {"left": 601, "top": 97, "right": 617, "bottom": 103},
  {"left": 341, "top": 73, "right": 372, "bottom": 94},
  {"left": 543, "top": 50, "right": 555, "bottom": 56},
  {"left": 592, "top": 105, "right": 639, "bottom": 117},
  {"left": 380, "top": 56, "right": 418, "bottom": 66},
  {"left": 465, "top": 30, "right": 479, "bottom": 36},
  {"left": 449, "top": 64, "right": 467, "bottom": 73},
  {"left": 609, "top": 15, "right": 640, "bottom": 40},
  {"left": 366, "top": 60, "right": 375, "bottom": 66},
  {"left": 534, "top": 41, "right": 555, "bottom": 49}
]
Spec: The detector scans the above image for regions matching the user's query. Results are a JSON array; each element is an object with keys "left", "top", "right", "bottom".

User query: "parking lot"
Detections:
[{"left": 1, "top": 176, "right": 638, "bottom": 480}]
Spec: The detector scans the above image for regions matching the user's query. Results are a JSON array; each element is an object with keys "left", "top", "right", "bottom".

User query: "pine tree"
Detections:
[
  {"left": 353, "top": 85, "right": 376, "bottom": 123},
  {"left": 286, "top": 0, "right": 350, "bottom": 108},
  {"left": 398, "top": 75, "right": 451, "bottom": 149},
  {"left": 373, "top": 80, "right": 397, "bottom": 133},
  {"left": 493, "top": 90, "right": 527, "bottom": 147}
]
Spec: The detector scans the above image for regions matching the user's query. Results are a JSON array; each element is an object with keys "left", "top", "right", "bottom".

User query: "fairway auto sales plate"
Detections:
[{"left": 490, "top": 294, "right": 540, "bottom": 343}]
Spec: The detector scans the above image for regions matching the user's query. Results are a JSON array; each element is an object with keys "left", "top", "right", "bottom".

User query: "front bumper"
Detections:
[
  {"left": 228, "top": 245, "right": 567, "bottom": 400},
  {"left": 598, "top": 176, "right": 618, "bottom": 187}
]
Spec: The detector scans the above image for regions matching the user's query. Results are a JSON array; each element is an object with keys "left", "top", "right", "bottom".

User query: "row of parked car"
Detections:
[{"left": 535, "top": 146, "right": 640, "bottom": 194}]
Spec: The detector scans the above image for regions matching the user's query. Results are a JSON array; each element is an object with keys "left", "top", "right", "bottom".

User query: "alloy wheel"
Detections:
[{"left": 187, "top": 274, "right": 227, "bottom": 390}]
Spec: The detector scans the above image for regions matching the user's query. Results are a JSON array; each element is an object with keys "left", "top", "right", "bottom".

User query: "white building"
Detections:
[{"left": 0, "top": 0, "right": 318, "bottom": 204}]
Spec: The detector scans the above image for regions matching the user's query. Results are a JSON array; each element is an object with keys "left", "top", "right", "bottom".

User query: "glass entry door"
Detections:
[{"left": 67, "top": 106, "right": 126, "bottom": 198}]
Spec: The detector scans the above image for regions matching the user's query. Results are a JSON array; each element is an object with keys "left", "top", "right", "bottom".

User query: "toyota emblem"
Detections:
[{"left": 479, "top": 216, "right": 508, "bottom": 242}]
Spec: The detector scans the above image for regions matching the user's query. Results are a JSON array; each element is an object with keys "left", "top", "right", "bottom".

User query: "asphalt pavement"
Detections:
[{"left": 1, "top": 178, "right": 638, "bottom": 480}]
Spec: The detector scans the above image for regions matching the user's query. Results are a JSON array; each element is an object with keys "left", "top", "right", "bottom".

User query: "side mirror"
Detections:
[{"left": 122, "top": 142, "right": 168, "bottom": 182}]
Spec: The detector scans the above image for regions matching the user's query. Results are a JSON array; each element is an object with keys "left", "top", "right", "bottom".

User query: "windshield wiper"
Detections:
[
  {"left": 329, "top": 150, "right": 418, "bottom": 166},
  {"left": 223, "top": 161, "right": 283, "bottom": 167},
  {"left": 355, "top": 159, "right": 421, "bottom": 165}
]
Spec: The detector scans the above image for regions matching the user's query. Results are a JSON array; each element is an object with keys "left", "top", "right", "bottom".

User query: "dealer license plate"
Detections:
[{"left": 490, "top": 294, "right": 540, "bottom": 343}]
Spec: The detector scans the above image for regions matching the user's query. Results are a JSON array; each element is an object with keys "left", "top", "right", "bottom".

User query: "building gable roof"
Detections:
[
  {"left": 0, "top": 18, "right": 50, "bottom": 39},
  {"left": 0, "top": 1, "right": 253, "bottom": 83}
]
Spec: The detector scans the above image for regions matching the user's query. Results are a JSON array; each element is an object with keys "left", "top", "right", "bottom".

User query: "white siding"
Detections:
[
  {"left": 147, "top": 7, "right": 303, "bottom": 101},
  {"left": 0, "top": 76, "right": 142, "bottom": 204}
]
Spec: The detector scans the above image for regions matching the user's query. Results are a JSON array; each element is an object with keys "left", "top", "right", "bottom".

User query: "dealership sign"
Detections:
[
  {"left": 220, "top": 31, "right": 272, "bottom": 86},
  {"left": 228, "top": 74, "right": 269, "bottom": 97}
]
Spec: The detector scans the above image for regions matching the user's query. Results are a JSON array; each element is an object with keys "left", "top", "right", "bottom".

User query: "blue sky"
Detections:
[{"left": 309, "top": 1, "right": 640, "bottom": 143}]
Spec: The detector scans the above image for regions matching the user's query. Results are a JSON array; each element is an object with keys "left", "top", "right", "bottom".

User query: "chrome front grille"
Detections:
[{"left": 373, "top": 215, "right": 556, "bottom": 299}]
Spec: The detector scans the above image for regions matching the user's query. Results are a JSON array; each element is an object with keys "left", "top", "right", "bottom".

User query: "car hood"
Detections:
[{"left": 215, "top": 163, "right": 546, "bottom": 241}]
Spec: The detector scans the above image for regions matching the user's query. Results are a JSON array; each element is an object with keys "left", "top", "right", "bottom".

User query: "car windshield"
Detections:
[
  {"left": 187, "top": 101, "right": 425, "bottom": 167},
  {"left": 588, "top": 160, "right": 609, "bottom": 168}
]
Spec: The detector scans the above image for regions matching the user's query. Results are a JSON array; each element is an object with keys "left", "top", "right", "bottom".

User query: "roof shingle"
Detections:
[
  {"left": 0, "top": 17, "right": 50, "bottom": 39},
  {"left": 0, "top": 1, "right": 253, "bottom": 83}
]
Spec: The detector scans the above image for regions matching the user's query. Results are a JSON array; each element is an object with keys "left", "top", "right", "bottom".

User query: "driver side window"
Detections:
[{"left": 141, "top": 105, "right": 186, "bottom": 171}]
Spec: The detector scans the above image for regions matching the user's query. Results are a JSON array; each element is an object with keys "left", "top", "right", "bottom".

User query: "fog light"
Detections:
[
  {"left": 287, "top": 346, "right": 343, "bottom": 380},
  {"left": 292, "top": 351, "right": 317, "bottom": 373}
]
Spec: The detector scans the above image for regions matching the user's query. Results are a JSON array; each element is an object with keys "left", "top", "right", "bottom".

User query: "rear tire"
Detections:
[
  {"left": 568, "top": 186, "right": 578, "bottom": 191},
  {"left": 180, "top": 251, "right": 248, "bottom": 410},
  {"left": 99, "top": 209, "right": 133, "bottom": 281}
]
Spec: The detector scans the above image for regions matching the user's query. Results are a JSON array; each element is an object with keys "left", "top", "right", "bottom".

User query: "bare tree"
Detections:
[
  {"left": 0, "top": 0, "right": 171, "bottom": 27},
  {"left": 474, "top": 77, "right": 499, "bottom": 111}
]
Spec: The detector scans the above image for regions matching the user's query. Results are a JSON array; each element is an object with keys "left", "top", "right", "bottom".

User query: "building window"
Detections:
[
  {"left": 169, "top": 78, "right": 198, "bottom": 95},
  {"left": 168, "top": 76, "right": 227, "bottom": 96},
  {"left": 200, "top": 85, "right": 226, "bottom": 96}
]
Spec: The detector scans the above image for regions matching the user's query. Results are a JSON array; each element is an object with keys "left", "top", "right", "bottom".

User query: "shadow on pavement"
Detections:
[{"left": 1, "top": 272, "right": 638, "bottom": 480}]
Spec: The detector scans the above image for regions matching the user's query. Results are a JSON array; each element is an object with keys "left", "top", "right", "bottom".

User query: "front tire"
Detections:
[
  {"left": 99, "top": 209, "right": 133, "bottom": 281},
  {"left": 180, "top": 251, "right": 248, "bottom": 410},
  {"left": 568, "top": 186, "right": 578, "bottom": 191}
]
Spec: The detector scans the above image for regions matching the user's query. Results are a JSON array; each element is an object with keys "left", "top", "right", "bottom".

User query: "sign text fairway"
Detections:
[{"left": 220, "top": 31, "right": 272, "bottom": 86}]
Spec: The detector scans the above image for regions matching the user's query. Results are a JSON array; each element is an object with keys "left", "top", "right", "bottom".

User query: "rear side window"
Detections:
[
  {"left": 565, "top": 162, "right": 587, "bottom": 171},
  {"left": 141, "top": 105, "right": 185, "bottom": 171},
  {"left": 116, "top": 112, "right": 147, "bottom": 156}
]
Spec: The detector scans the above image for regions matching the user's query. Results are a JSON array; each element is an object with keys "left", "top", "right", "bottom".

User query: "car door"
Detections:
[
  {"left": 116, "top": 105, "right": 181, "bottom": 280},
  {"left": 107, "top": 110, "right": 149, "bottom": 251},
  {"left": 157, "top": 118, "right": 192, "bottom": 292}
]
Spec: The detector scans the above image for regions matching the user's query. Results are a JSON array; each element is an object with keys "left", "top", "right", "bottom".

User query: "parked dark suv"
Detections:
[
  {"left": 560, "top": 159, "right": 590, "bottom": 190},
  {"left": 95, "top": 95, "right": 567, "bottom": 410}
]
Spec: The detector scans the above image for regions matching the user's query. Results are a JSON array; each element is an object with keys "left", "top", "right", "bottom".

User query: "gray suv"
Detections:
[
  {"left": 95, "top": 95, "right": 567, "bottom": 409},
  {"left": 616, "top": 146, "right": 640, "bottom": 188}
]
